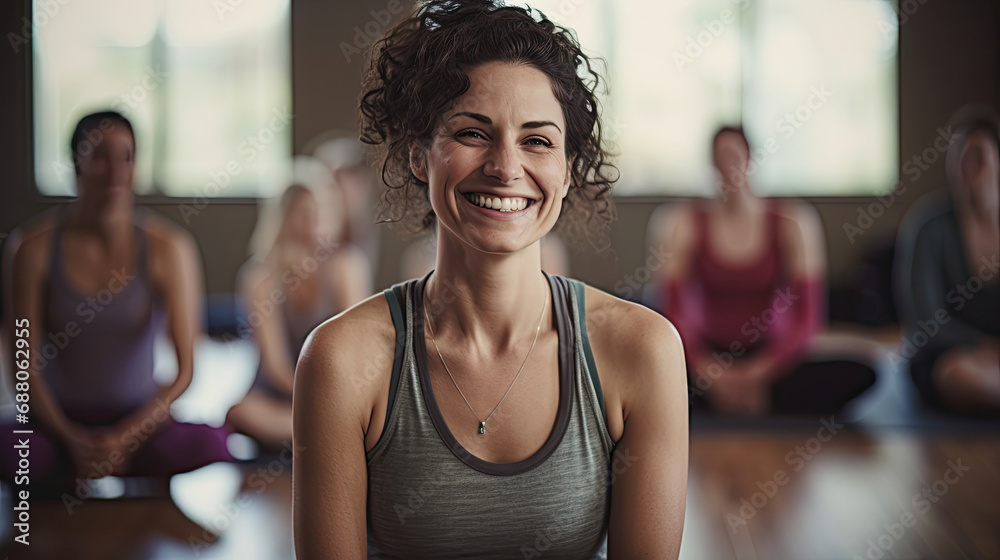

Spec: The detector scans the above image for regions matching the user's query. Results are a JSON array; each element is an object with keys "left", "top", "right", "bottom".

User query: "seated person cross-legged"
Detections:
[
  {"left": 226, "top": 183, "right": 371, "bottom": 450},
  {"left": 1, "top": 111, "right": 233, "bottom": 488},
  {"left": 894, "top": 105, "right": 1000, "bottom": 415},
  {"left": 652, "top": 126, "right": 877, "bottom": 416}
]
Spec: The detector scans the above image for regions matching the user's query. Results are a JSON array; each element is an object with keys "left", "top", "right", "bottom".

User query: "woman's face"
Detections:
[
  {"left": 284, "top": 190, "right": 320, "bottom": 246},
  {"left": 955, "top": 130, "right": 999, "bottom": 214},
  {"left": 413, "top": 61, "right": 572, "bottom": 254},
  {"left": 76, "top": 123, "right": 135, "bottom": 202},
  {"left": 713, "top": 130, "right": 749, "bottom": 193}
]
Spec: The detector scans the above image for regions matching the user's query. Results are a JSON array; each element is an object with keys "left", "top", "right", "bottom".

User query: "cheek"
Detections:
[
  {"left": 429, "top": 142, "right": 467, "bottom": 180},
  {"left": 533, "top": 153, "right": 571, "bottom": 185}
]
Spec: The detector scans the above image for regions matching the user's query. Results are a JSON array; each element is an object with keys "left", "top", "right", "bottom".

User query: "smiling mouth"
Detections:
[{"left": 462, "top": 192, "right": 535, "bottom": 213}]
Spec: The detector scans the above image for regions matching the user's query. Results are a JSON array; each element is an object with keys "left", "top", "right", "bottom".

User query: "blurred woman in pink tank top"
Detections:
[{"left": 650, "top": 126, "right": 876, "bottom": 416}]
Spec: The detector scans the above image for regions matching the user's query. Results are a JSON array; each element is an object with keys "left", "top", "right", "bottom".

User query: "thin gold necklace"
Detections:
[{"left": 423, "top": 275, "right": 549, "bottom": 435}]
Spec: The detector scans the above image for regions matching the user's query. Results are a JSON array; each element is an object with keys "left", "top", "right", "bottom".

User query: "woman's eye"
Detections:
[
  {"left": 457, "top": 130, "right": 486, "bottom": 140},
  {"left": 525, "top": 137, "right": 551, "bottom": 147}
]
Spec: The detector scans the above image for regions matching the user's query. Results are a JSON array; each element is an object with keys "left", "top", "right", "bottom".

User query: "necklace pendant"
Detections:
[{"left": 479, "top": 421, "right": 486, "bottom": 435}]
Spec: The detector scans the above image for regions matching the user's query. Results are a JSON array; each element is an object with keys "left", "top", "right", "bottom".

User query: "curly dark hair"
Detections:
[{"left": 358, "top": 0, "right": 618, "bottom": 250}]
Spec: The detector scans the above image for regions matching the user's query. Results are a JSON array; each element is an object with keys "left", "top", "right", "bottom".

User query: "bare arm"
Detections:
[
  {"left": 293, "top": 301, "right": 386, "bottom": 558},
  {"left": 4, "top": 225, "right": 79, "bottom": 441},
  {"left": 657, "top": 205, "right": 712, "bottom": 372},
  {"left": 742, "top": 200, "right": 826, "bottom": 379},
  {"left": 606, "top": 306, "right": 689, "bottom": 558},
  {"left": 240, "top": 262, "right": 296, "bottom": 396},
  {"left": 111, "top": 224, "right": 205, "bottom": 442},
  {"left": 329, "top": 244, "right": 374, "bottom": 312},
  {"left": 779, "top": 200, "right": 827, "bottom": 286}
]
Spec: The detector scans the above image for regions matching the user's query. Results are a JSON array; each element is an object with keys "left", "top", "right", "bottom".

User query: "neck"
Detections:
[
  {"left": 955, "top": 183, "right": 1000, "bottom": 229},
  {"left": 424, "top": 231, "right": 550, "bottom": 357},
  {"left": 720, "top": 182, "right": 763, "bottom": 214},
  {"left": 66, "top": 197, "right": 134, "bottom": 248}
]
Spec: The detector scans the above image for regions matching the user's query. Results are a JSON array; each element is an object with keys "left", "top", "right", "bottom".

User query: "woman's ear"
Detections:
[
  {"left": 562, "top": 156, "right": 576, "bottom": 198},
  {"left": 410, "top": 143, "right": 428, "bottom": 183}
]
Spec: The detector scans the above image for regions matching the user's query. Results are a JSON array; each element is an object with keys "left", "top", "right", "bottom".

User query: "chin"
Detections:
[{"left": 462, "top": 230, "right": 540, "bottom": 256}]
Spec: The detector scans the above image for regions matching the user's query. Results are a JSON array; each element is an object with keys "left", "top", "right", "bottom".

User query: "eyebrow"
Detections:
[{"left": 448, "top": 112, "right": 562, "bottom": 133}]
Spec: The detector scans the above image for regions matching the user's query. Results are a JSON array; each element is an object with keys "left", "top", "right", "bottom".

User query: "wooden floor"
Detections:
[{"left": 1, "top": 429, "right": 997, "bottom": 560}]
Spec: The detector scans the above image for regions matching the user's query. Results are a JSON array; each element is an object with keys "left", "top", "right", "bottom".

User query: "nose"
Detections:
[{"left": 483, "top": 140, "right": 524, "bottom": 184}]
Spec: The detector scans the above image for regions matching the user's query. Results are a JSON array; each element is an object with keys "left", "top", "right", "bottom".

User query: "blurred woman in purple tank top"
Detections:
[{"left": 2, "top": 111, "right": 232, "bottom": 485}]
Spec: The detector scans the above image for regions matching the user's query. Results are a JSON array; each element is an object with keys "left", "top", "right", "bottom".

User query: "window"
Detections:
[
  {"left": 525, "top": 0, "right": 898, "bottom": 196},
  {"left": 32, "top": 0, "right": 292, "bottom": 198}
]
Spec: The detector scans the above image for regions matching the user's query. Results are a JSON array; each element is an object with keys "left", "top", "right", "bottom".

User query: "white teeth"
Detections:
[{"left": 465, "top": 193, "right": 532, "bottom": 213}]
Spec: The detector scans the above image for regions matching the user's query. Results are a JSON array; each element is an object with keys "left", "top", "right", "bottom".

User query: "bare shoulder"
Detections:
[
  {"left": 236, "top": 257, "right": 274, "bottom": 295},
  {"left": 580, "top": 283, "right": 686, "bottom": 424},
  {"left": 648, "top": 201, "right": 696, "bottom": 247},
  {"left": 582, "top": 283, "right": 683, "bottom": 366},
  {"left": 772, "top": 198, "right": 826, "bottom": 270},
  {"left": 328, "top": 241, "right": 369, "bottom": 268},
  {"left": 140, "top": 210, "right": 198, "bottom": 260},
  {"left": 302, "top": 291, "right": 394, "bottom": 359},
  {"left": 773, "top": 199, "right": 823, "bottom": 240},
  {"left": 5, "top": 209, "right": 61, "bottom": 277},
  {"left": 295, "top": 290, "right": 396, "bottom": 427},
  {"left": 136, "top": 211, "right": 202, "bottom": 297},
  {"left": 325, "top": 241, "right": 372, "bottom": 287}
]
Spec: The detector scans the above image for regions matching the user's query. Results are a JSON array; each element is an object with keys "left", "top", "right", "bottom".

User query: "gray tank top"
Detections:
[{"left": 366, "top": 270, "right": 614, "bottom": 559}]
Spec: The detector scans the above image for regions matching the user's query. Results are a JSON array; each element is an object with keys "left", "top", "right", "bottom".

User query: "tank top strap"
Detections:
[
  {"left": 764, "top": 198, "right": 785, "bottom": 266},
  {"left": 380, "top": 275, "right": 413, "bottom": 436},
  {"left": 50, "top": 206, "right": 150, "bottom": 283},
  {"left": 133, "top": 206, "right": 150, "bottom": 279},
  {"left": 563, "top": 276, "right": 607, "bottom": 423},
  {"left": 693, "top": 198, "right": 711, "bottom": 253},
  {"left": 48, "top": 205, "right": 71, "bottom": 281}
]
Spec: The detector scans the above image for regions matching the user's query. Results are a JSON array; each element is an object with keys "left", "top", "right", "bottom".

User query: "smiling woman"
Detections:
[
  {"left": 358, "top": 0, "right": 617, "bottom": 250},
  {"left": 292, "top": 2, "right": 689, "bottom": 559}
]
